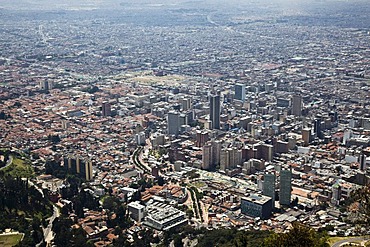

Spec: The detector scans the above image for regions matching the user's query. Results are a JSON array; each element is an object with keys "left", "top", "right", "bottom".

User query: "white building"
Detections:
[
  {"left": 144, "top": 201, "right": 187, "bottom": 231},
  {"left": 128, "top": 201, "right": 145, "bottom": 222}
]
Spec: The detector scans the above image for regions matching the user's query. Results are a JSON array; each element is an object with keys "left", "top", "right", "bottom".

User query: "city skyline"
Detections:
[{"left": 0, "top": 0, "right": 369, "bottom": 246}]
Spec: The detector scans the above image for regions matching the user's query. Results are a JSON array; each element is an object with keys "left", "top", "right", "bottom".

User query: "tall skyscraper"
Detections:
[
  {"left": 258, "top": 144, "right": 274, "bottom": 162},
  {"left": 219, "top": 147, "right": 241, "bottom": 171},
  {"left": 234, "top": 83, "right": 246, "bottom": 102},
  {"left": 279, "top": 167, "right": 292, "bottom": 206},
  {"left": 196, "top": 130, "right": 209, "bottom": 147},
  {"left": 210, "top": 94, "right": 220, "bottom": 129},
  {"left": 40, "top": 81, "right": 53, "bottom": 91},
  {"left": 167, "top": 111, "right": 180, "bottom": 136},
  {"left": 331, "top": 180, "right": 341, "bottom": 205},
  {"left": 79, "top": 158, "right": 93, "bottom": 181},
  {"left": 202, "top": 140, "right": 222, "bottom": 171},
  {"left": 202, "top": 143, "right": 212, "bottom": 170},
  {"left": 291, "top": 95, "right": 302, "bottom": 116},
  {"left": 181, "top": 98, "right": 192, "bottom": 111},
  {"left": 359, "top": 153, "right": 367, "bottom": 171},
  {"left": 343, "top": 129, "right": 352, "bottom": 145},
  {"left": 263, "top": 172, "right": 276, "bottom": 208},
  {"left": 185, "top": 110, "right": 194, "bottom": 125},
  {"left": 314, "top": 119, "right": 322, "bottom": 139},
  {"left": 228, "top": 147, "right": 242, "bottom": 169},
  {"left": 220, "top": 149, "right": 229, "bottom": 171},
  {"left": 102, "top": 101, "right": 111, "bottom": 117},
  {"left": 211, "top": 140, "right": 222, "bottom": 168},
  {"left": 179, "top": 113, "right": 186, "bottom": 126}
]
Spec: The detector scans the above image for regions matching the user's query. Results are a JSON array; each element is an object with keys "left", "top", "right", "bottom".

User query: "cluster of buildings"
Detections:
[
  {"left": 0, "top": 1, "right": 369, "bottom": 245},
  {"left": 63, "top": 155, "right": 93, "bottom": 181}
]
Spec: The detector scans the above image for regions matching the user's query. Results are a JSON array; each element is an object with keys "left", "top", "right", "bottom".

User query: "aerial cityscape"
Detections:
[{"left": 0, "top": 0, "right": 369, "bottom": 246}]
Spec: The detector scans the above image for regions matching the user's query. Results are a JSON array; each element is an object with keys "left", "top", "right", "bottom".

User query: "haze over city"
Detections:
[{"left": 0, "top": 0, "right": 369, "bottom": 246}]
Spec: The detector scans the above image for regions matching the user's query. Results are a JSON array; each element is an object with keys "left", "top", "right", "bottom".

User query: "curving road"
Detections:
[
  {"left": 331, "top": 236, "right": 367, "bottom": 247},
  {"left": 132, "top": 147, "right": 151, "bottom": 173},
  {"left": 0, "top": 155, "right": 13, "bottom": 170}
]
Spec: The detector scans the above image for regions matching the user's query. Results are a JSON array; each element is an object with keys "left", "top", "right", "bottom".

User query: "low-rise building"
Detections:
[
  {"left": 128, "top": 201, "right": 146, "bottom": 222},
  {"left": 143, "top": 201, "right": 188, "bottom": 231}
]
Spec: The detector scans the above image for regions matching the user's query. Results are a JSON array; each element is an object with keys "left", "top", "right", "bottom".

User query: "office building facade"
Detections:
[
  {"left": 234, "top": 83, "right": 246, "bottom": 102},
  {"left": 291, "top": 95, "right": 302, "bottom": 116},
  {"left": 279, "top": 168, "right": 292, "bottom": 206},
  {"left": 202, "top": 143, "right": 212, "bottom": 170},
  {"left": 210, "top": 94, "right": 221, "bottom": 129},
  {"left": 241, "top": 194, "right": 272, "bottom": 219},
  {"left": 167, "top": 111, "right": 180, "bottom": 136},
  {"left": 263, "top": 172, "right": 276, "bottom": 208}
]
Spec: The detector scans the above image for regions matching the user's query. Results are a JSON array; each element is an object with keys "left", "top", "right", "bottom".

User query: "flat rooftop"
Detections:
[{"left": 241, "top": 193, "right": 271, "bottom": 205}]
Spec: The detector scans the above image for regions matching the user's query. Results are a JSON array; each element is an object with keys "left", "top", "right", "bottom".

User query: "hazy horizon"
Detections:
[{"left": 1, "top": 0, "right": 369, "bottom": 10}]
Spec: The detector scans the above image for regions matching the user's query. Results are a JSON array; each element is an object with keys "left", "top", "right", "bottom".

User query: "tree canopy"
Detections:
[
  {"left": 350, "top": 183, "right": 370, "bottom": 226},
  {"left": 263, "top": 222, "right": 329, "bottom": 247}
]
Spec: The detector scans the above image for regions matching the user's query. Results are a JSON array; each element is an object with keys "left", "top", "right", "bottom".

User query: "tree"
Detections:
[
  {"left": 187, "top": 170, "right": 200, "bottom": 179},
  {"left": 132, "top": 190, "right": 141, "bottom": 201},
  {"left": 319, "top": 224, "right": 334, "bottom": 233},
  {"left": 13, "top": 101, "right": 22, "bottom": 108},
  {"left": 186, "top": 208, "right": 194, "bottom": 219},
  {"left": 103, "top": 196, "right": 118, "bottom": 211},
  {"left": 72, "top": 227, "right": 94, "bottom": 247},
  {"left": 173, "top": 234, "right": 183, "bottom": 247},
  {"left": 263, "top": 222, "right": 329, "bottom": 247},
  {"left": 366, "top": 240, "right": 370, "bottom": 247},
  {"left": 52, "top": 217, "right": 73, "bottom": 246},
  {"left": 158, "top": 176, "right": 165, "bottom": 186},
  {"left": 335, "top": 165, "right": 343, "bottom": 175},
  {"left": 112, "top": 236, "right": 130, "bottom": 247},
  {"left": 0, "top": 111, "right": 9, "bottom": 120},
  {"left": 350, "top": 183, "right": 370, "bottom": 226}
]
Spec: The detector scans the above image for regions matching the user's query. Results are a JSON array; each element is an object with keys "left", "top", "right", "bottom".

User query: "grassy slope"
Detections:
[
  {"left": 2, "top": 157, "right": 34, "bottom": 178},
  {"left": 0, "top": 233, "right": 24, "bottom": 247}
]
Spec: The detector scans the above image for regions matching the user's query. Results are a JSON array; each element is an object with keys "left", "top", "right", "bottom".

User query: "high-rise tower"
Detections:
[
  {"left": 314, "top": 119, "right": 322, "bottom": 139},
  {"left": 63, "top": 156, "right": 93, "bottom": 181},
  {"left": 167, "top": 111, "right": 180, "bottom": 136},
  {"left": 279, "top": 167, "right": 292, "bottom": 206},
  {"left": 359, "top": 153, "right": 367, "bottom": 171},
  {"left": 234, "top": 83, "right": 246, "bottom": 102},
  {"left": 263, "top": 172, "right": 276, "bottom": 209},
  {"left": 210, "top": 94, "right": 220, "bottom": 129},
  {"left": 291, "top": 95, "right": 302, "bottom": 116},
  {"left": 202, "top": 143, "right": 213, "bottom": 170},
  {"left": 102, "top": 101, "right": 111, "bottom": 117}
]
